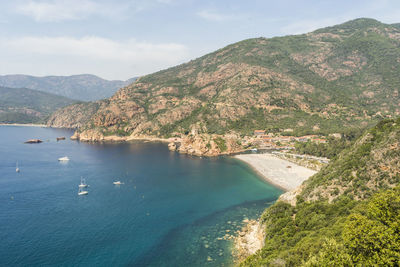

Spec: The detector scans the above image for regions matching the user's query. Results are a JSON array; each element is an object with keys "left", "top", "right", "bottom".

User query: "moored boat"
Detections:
[
  {"left": 78, "top": 187, "right": 88, "bottom": 195},
  {"left": 24, "top": 139, "right": 43, "bottom": 144},
  {"left": 79, "top": 177, "right": 88, "bottom": 188}
]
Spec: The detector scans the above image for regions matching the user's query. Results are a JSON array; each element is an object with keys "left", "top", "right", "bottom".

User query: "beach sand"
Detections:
[
  {"left": 0, "top": 123, "right": 47, "bottom": 127},
  {"left": 232, "top": 153, "right": 317, "bottom": 262},
  {"left": 235, "top": 153, "right": 316, "bottom": 191}
]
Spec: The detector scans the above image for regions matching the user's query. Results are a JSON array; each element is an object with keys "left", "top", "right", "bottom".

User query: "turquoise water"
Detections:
[{"left": 0, "top": 126, "right": 282, "bottom": 266}]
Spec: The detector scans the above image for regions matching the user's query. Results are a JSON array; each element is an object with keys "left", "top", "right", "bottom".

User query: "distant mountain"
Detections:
[
  {"left": 0, "top": 74, "right": 136, "bottom": 101},
  {"left": 49, "top": 18, "right": 400, "bottom": 155},
  {"left": 0, "top": 86, "right": 77, "bottom": 124}
]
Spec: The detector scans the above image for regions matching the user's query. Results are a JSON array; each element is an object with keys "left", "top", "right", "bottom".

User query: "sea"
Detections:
[{"left": 0, "top": 126, "right": 282, "bottom": 266}]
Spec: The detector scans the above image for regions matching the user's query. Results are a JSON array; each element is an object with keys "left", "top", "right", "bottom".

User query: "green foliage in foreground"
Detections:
[{"left": 241, "top": 186, "right": 400, "bottom": 266}]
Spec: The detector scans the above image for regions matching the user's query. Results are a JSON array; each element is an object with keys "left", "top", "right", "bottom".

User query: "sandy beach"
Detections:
[
  {"left": 235, "top": 153, "right": 316, "bottom": 191},
  {"left": 0, "top": 123, "right": 47, "bottom": 127}
]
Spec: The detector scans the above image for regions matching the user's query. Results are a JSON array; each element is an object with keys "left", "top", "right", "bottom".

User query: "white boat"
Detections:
[
  {"left": 79, "top": 177, "right": 88, "bottom": 188},
  {"left": 78, "top": 187, "right": 88, "bottom": 195},
  {"left": 113, "top": 181, "right": 124, "bottom": 185},
  {"left": 16, "top": 161, "right": 20, "bottom": 173},
  {"left": 58, "top": 156, "right": 70, "bottom": 161}
]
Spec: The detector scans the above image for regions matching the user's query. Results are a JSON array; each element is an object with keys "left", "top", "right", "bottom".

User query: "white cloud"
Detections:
[
  {"left": 17, "top": 0, "right": 106, "bottom": 22},
  {"left": 197, "top": 10, "right": 234, "bottom": 22},
  {"left": 14, "top": 0, "right": 173, "bottom": 22},
  {"left": 0, "top": 36, "right": 190, "bottom": 80}
]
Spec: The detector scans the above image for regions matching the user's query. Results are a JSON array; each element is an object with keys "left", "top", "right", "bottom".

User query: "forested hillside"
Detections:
[{"left": 242, "top": 118, "right": 400, "bottom": 266}]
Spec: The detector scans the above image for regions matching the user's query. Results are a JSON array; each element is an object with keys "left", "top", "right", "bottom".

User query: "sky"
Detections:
[{"left": 0, "top": 0, "right": 400, "bottom": 80}]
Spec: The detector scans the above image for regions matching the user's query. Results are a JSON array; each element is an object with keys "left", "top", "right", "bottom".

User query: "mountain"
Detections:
[
  {"left": 0, "top": 86, "right": 77, "bottom": 124},
  {"left": 0, "top": 74, "right": 136, "bottom": 101},
  {"left": 48, "top": 18, "right": 400, "bottom": 155},
  {"left": 241, "top": 118, "right": 400, "bottom": 266}
]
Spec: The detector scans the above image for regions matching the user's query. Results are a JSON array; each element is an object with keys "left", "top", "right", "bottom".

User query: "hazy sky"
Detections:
[{"left": 1, "top": 0, "right": 400, "bottom": 80}]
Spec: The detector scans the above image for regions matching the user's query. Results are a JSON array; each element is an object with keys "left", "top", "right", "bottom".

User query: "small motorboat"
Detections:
[
  {"left": 78, "top": 187, "right": 88, "bottom": 195},
  {"left": 113, "top": 181, "right": 124, "bottom": 185},
  {"left": 58, "top": 156, "right": 70, "bottom": 161}
]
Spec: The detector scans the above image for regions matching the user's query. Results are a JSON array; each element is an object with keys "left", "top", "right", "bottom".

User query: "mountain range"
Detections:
[
  {"left": 47, "top": 18, "right": 400, "bottom": 156},
  {"left": 0, "top": 86, "right": 76, "bottom": 124},
  {"left": 0, "top": 74, "right": 136, "bottom": 101}
]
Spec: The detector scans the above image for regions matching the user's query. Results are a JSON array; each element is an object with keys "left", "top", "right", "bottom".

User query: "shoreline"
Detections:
[
  {"left": 232, "top": 153, "right": 317, "bottom": 263},
  {"left": 235, "top": 153, "right": 316, "bottom": 192},
  {"left": 0, "top": 123, "right": 47, "bottom": 127}
]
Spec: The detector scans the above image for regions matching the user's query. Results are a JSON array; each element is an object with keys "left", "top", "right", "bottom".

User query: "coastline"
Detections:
[
  {"left": 232, "top": 219, "right": 265, "bottom": 263},
  {"left": 235, "top": 153, "right": 316, "bottom": 191},
  {"left": 0, "top": 123, "right": 47, "bottom": 127},
  {"left": 232, "top": 153, "right": 317, "bottom": 264}
]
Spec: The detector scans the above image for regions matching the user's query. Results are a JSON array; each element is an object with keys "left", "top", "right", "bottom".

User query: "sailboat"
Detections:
[
  {"left": 58, "top": 156, "right": 69, "bottom": 161},
  {"left": 78, "top": 187, "right": 88, "bottom": 196},
  {"left": 16, "top": 161, "right": 20, "bottom": 173},
  {"left": 79, "top": 177, "right": 88, "bottom": 188}
]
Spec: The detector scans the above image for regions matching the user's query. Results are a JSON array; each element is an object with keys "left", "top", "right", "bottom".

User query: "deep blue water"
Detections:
[{"left": 0, "top": 126, "right": 282, "bottom": 266}]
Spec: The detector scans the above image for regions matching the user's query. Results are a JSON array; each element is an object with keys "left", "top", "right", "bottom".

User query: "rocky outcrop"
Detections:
[
  {"left": 177, "top": 134, "right": 244, "bottom": 156},
  {"left": 278, "top": 184, "right": 305, "bottom": 206},
  {"left": 47, "top": 102, "right": 101, "bottom": 129},
  {"left": 168, "top": 142, "right": 177, "bottom": 151},
  {"left": 70, "top": 129, "right": 125, "bottom": 142},
  {"left": 70, "top": 128, "right": 246, "bottom": 156},
  {"left": 233, "top": 219, "right": 265, "bottom": 263}
]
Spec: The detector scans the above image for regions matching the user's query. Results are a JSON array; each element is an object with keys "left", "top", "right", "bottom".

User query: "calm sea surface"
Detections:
[{"left": 0, "top": 126, "right": 282, "bottom": 266}]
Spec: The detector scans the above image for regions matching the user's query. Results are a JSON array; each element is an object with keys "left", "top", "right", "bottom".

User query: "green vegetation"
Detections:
[
  {"left": 242, "top": 187, "right": 400, "bottom": 266},
  {"left": 0, "top": 86, "right": 77, "bottom": 124},
  {"left": 294, "top": 128, "right": 365, "bottom": 158},
  {"left": 241, "top": 118, "right": 400, "bottom": 266},
  {"left": 300, "top": 118, "right": 400, "bottom": 200},
  {"left": 50, "top": 18, "right": 400, "bottom": 138},
  {"left": 213, "top": 137, "right": 227, "bottom": 152}
]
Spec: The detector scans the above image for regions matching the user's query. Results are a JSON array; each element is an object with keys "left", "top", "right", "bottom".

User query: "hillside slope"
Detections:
[
  {"left": 0, "top": 74, "right": 136, "bottom": 101},
  {"left": 241, "top": 118, "right": 400, "bottom": 266},
  {"left": 49, "top": 18, "right": 400, "bottom": 154},
  {"left": 0, "top": 86, "right": 77, "bottom": 124}
]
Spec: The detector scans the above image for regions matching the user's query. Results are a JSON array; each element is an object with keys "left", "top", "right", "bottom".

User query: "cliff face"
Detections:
[
  {"left": 48, "top": 18, "right": 400, "bottom": 154},
  {"left": 47, "top": 102, "right": 102, "bottom": 128}
]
